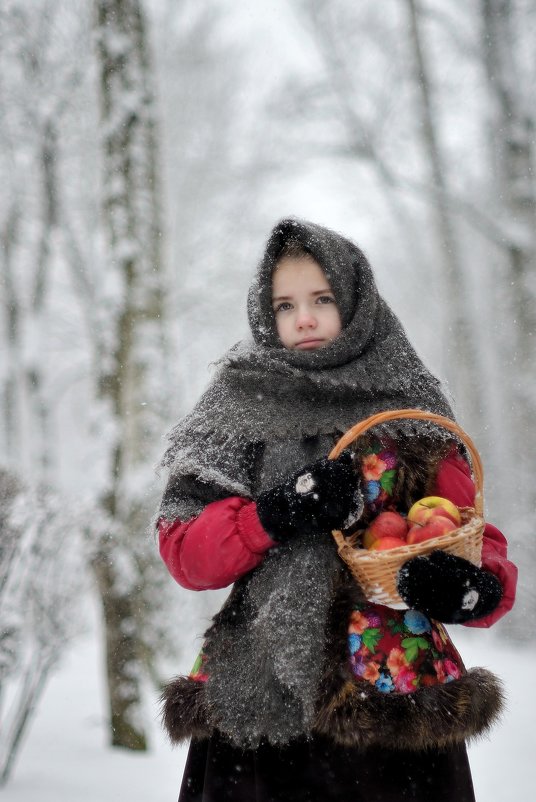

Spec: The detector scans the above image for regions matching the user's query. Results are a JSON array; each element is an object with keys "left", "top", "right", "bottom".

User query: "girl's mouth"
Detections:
[{"left": 295, "top": 338, "right": 324, "bottom": 349}]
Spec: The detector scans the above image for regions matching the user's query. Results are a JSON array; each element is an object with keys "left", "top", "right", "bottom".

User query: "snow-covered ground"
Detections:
[
  {"left": 2, "top": 627, "right": 185, "bottom": 802},
  {"left": 3, "top": 619, "right": 534, "bottom": 801}
]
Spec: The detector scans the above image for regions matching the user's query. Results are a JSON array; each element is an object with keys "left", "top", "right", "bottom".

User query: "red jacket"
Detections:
[{"left": 159, "top": 452, "right": 517, "bottom": 628}]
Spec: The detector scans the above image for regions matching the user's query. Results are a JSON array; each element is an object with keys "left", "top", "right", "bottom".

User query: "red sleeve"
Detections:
[
  {"left": 159, "top": 497, "right": 276, "bottom": 591},
  {"left": 434, "top": 450, "right": 518, "bottom": 627}
]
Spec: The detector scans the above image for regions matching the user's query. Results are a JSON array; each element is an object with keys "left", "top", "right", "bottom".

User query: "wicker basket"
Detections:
[{"left": 329, "top": 409, "right": 485, "bottom": 608}]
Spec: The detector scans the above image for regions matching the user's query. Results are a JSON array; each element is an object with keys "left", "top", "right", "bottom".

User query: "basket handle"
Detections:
[{"left": 328, "top": 408, "right": 484, "bottom": 517}]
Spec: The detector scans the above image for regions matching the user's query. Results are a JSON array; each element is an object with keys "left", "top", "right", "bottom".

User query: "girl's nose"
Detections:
[{"left": 296, "top": 309, "right": 317, "bottom": 330}]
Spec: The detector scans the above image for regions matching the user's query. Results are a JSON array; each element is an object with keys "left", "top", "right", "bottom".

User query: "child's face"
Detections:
[{"left": 272, "top": 255, "right": 342, "bottom": 350}]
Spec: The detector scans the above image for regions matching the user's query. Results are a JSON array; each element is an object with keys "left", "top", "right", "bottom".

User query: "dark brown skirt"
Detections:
[{"left": 177, "top": 732, "right": 476, "bottom": 802}]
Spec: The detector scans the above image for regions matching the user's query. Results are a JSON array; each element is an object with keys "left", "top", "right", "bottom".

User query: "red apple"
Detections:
[
  {"left": 407, "top": 496, "right": 461, "bottom": 528},
  {"left": 362, "top": 511, "right": 408, "bottom": 549},
  {"left": 368, "top": 536, "right": 408, "bottom": 551},
  {"left": 406, "top": 516, "right": 457, "bottom": 545}
]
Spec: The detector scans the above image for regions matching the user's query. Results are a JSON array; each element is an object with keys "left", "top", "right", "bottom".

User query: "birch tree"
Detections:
[
  {"left": 480, "top": 0, "right": 536, "bottom": 503},
  {"left": 92, "top": 0, "right": 168, "bottom": 750}
]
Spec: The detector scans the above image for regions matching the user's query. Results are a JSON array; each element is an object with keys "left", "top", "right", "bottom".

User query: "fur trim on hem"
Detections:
[
  {"left": 313, "top": 667, "right": 505, "bottom": 751},
  {"left": 160, "top": 676, "right": 212, "bottom": 744},
  {"left": 161, "top": 668, "right": 504, "bottom": 751}
]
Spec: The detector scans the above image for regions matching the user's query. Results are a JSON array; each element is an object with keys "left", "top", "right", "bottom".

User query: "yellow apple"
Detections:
[{"left": 407, "top": 496, "right": 461, "bottom": 528}]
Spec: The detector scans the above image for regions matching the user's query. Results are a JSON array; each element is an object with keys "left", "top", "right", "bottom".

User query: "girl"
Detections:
[{"left": 157, "top": 219, "right": 517, "bottom": 802}]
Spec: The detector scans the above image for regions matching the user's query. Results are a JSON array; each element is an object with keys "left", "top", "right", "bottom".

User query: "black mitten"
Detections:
[
  {"left": 256, "top": 450, "right": 363, "bottom": 543},
  {"left": 396, "top": 550, "right": 503, "bottom": 624}
]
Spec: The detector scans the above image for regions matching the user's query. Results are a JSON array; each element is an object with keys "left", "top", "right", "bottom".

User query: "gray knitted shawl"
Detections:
[{"left": 159, "top": 218, "right": 454, "bottom": 747}]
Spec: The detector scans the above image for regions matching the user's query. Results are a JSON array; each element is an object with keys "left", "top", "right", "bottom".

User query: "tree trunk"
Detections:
[
  {"left": 480, "top": 0, "right": 536, "bottom": 506},
  {"left": 0, "top": 657, "right": 51, "bottom": 787},
  {"left": 26, "top": 118, "right": 59, "bottom": 485},
  {"left": 0, "top": 205, "right": 22, "bottom": 466},
  {"left": 92, "top": 0, "right": 167, "bottom": 750}
]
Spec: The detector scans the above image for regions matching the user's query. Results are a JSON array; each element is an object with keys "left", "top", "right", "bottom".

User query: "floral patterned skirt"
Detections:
[{"left": 347, "top": 604, "right": 464, "bottom": 693}]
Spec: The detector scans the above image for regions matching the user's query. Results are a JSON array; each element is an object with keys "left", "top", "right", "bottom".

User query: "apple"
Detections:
[
  {"left": 368, "top": 535, "right": 408, "bottom": 551},
  {"left": 406, "top": 516, "right": 457, "bottom": 545},
  {"left": 362, "top": 511, "right": 408, "bottom": 549},
  {"left": 407, "top": 496, "right": 461, "bottom": 528}
]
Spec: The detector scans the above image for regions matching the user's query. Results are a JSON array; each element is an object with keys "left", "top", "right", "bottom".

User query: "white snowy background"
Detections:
[{"left": 1, "top": 0, "right": 535, "bottom": 799}]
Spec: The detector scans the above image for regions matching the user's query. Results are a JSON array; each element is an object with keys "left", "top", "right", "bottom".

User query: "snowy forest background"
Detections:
[{"left": 0, "top": 0, "right": 535, "bottom": 798}]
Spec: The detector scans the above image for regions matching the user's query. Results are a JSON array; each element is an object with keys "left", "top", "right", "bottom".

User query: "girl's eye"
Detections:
[
  {"left": 317, "top": 295, "right": 335, "bottom": 305},
  {"left": 274, "top": 301, "right": 292, "bottom": 313}
]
